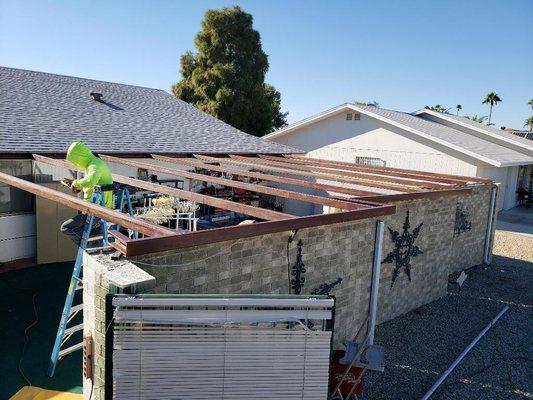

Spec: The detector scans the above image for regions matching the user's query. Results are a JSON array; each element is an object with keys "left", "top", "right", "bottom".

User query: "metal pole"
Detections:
[
  {"left": 368, "top": 220, "right": 384, "bottom": 345},
  {"left": 421, "top": 306, "right": 509, "bottom": 400},
  {"left": 483, "top": 186, "right": 497, "bottom": 265}
]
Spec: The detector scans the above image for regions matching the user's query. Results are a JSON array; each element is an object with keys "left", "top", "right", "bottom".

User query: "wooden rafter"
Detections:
[
  {"left": 116, "top": 204, "right": 397, "bottom": 257},
  {"left": 172, "top": 154, "right": 377, "bottom": 197},
  {"left": 260, "top": 154, "right": 466, "bottom": 186},
  {"left": 227, "top": 154, "right": 422, "bottom": 193},
  {"left": 100, "top": 154, "right": 364, "bottom": 211},
  {"left": 194, "top": 154, "right": 415, "bottom": 193},
  {"left": 350, "top": 188, "right": 474, "bottom": 203},
  {"left": 32, "top": 155, "right": 292, "bottom": 221},
  {"left": 0, "top": 171, "right": 174, "bottom": 237},
  {"left": 284, "top": 154, "right": 491, "bottom": 184}
]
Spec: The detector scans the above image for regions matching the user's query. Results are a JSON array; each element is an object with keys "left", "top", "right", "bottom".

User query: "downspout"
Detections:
[
  {"left": 483, "top": 186, "right": 498, "bottom": 265},
  {"left": 367, "top": 220, "right": 385, "bottom": 345}
]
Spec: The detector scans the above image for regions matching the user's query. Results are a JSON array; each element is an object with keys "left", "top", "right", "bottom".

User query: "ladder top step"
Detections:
[{"left": 58, "top": 342, "right": 83, "bottom": 358}]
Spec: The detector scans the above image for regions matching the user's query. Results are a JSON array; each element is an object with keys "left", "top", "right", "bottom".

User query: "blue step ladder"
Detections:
[{"left": 47, "top": 186, "right": 136, "bottom": 377}]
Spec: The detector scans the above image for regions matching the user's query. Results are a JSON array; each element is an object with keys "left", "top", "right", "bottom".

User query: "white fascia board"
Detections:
[
  {"left": 413, "top": 109, "right": 533, "bottom": 154},
  {"left": 347, "top": 105, "right": 503, "bottom": 167},
  {"left": 499, "top": 160, "right": 533, "bottom": 167},
  {"left": 263, "top": 104, "right": 352, "bottom": 140}
]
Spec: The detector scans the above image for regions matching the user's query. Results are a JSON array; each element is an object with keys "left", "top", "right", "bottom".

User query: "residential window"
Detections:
[
  {"left": 346, "top": 113, "right": 353, "bottom": 120},
  {"left": 353, "top": 113, "right": 361, "bottom": 120},
  {"left": 355, "top": 156, "right": 386, "bottom": 167},
  {"left": 0, "top": 160, "right": 34, "bottom": 214}
]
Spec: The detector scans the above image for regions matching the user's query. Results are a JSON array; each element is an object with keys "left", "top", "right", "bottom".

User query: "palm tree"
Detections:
[
  {"left": 467, "top": 115, "right": 488, "bottom": 123},
  {"left": 456, "top": 104, "right": 462, "bottom": 115},
  {"left": 482, "top": 92, "right": 502, "bottom": 125},
  {"left": 529, "top": 99, "right": 533, "bottom": 110},
  {"left": 525, "top": 116, "right": 533, "bottom": 132}
]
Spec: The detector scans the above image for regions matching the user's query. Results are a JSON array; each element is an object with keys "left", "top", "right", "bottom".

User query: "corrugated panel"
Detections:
[{"left": 112, "top": 296, "right": 333, "bottom": 400}]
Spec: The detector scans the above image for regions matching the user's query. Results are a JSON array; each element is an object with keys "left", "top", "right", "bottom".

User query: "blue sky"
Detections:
[{"left": 1, "top": 0, "right": 532, "bottom": 128}]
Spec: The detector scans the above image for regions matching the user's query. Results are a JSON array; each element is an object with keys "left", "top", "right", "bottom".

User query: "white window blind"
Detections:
[{"left": 111, "top": 295, "right": 334, "bottom": 400}]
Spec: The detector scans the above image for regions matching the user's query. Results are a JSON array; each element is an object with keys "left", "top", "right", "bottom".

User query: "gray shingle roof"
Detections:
[
  {"left": 0, "top": 66, "right": 299, "bottom": 155},
  {"left": 415, "top": 110, "right": 533, "bottom": 148},
  {"left": 352, "top": 104, "right": 532, "bottom": 166}
]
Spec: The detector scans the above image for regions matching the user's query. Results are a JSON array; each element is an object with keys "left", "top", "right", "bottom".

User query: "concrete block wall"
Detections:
[
  {"left": 82, "top": 253, "right": 155, "bottom": 400},
  {"left": 82, "top": 185, "right": 494, "bottom": 399}
]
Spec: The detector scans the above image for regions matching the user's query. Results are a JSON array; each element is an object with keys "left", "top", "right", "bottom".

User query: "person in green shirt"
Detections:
[{"left": 60, "top": 141, "right": 114, "bottom": 245}]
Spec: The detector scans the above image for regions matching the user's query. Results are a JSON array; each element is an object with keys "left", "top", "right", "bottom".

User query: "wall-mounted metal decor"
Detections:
[
  {"left": 290, "top": 240, "right": 306, "bottom": 294},
  {"left": 311, "top": 277, "right": 343, "bottom": 295},
  {"left": 454, "top": 202, "right": 472, "bottom": 236},
  {"left": 382, "top": 210, "right": 423, "bottom": 288}
]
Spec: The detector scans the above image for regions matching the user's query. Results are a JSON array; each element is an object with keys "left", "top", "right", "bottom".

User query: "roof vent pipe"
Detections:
[{"left": 90, "top": 92, "right": 105, "bottom": 103}]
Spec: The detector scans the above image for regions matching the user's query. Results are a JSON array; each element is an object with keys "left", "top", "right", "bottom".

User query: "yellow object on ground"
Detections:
[{"left": 9, "top": 386, "right": 82, "bottom": 400}]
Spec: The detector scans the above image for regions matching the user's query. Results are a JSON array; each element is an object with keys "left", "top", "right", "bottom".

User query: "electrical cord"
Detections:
[
  {"left": 18, "top": 292, "right": 39, "bottom": 386},
  {"left": 0, "top": 277, "right": 40, "bottom": 387},
  {"left": 88, "top": 378, "right": 94, "bottom": 400}
]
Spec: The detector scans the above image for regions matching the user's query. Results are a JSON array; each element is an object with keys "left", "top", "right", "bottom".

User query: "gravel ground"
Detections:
[{"left": 360, "top": 231, "right": 533, "bottom": 400}]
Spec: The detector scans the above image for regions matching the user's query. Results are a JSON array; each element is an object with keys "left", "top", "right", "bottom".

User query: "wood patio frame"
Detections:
[{"left": 0, "top": 153, "right": 488, "bottom": 257}]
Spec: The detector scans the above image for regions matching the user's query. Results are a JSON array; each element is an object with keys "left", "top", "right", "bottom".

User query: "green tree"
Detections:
[
  {"left": 525, "top": 116, "right": 533, "bottom": 132},
  {"left": 466, "top": 114, "right": 488, "bottom": 123},
  {"left": 426, "top": 104, "right": 448, "bottom": 113},
  {"left": 456, "top": 104, "right": 462, "bottom": 115},
  {"left": 482, "top": 92, "right": 502, "bottom": 125},
  {"left": 172, "top": 6, "right": 287, "bottom": 136}
]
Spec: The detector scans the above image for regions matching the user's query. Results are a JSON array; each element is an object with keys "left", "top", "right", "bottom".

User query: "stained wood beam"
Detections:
[
  {"left": 176, "top": 154, "right": 377, "bottom": 197},
  {"left": 227, "top": 155, "right": 421, "bottom": 193},
  {"left": 33, "top": 155, "right": 292, "bottom": 222},
  {"left": 195, "top": 154, "right": 411, "bottom": 193},
  {"left": 151, "top": 154, "right": 377, "bottom": 205},
  {"left": 260, "top": 155, "right": 466, "bottom": 187},
  {"left": 254, "top": 155, "right": 454, "bottom": 190},
  {"left": 122, "top": 203, "right": 397, "bottom": 257},
  {"left": 0, "top": 171, "right": 174, "bottom": 237},
  {"left": 100, "top": 154, "right": 363, "bottom": 211},
  {"left": 284, "top": 154, "right": 491, "bottom": 184},
  {"left": 348, "top": 188, "right": 474, "bottom": 203}
]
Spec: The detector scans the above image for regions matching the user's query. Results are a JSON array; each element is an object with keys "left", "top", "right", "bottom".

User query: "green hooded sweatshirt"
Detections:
[{"left": 66, "top": 142, "right": 114, "bottom": 208}]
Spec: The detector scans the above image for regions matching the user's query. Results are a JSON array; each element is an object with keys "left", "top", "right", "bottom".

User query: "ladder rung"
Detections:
[
  {"left": 58, "top": 342, "right": 83, "bottom": 358},
  {"left": 69, "top": 304, "right": 83, "bottom": 315},
  {"left": 87, "top": 235, "right": 104, "bottom": 242},
  {"left": 63, "top": 323, "right": 84, "bottom": 336}
]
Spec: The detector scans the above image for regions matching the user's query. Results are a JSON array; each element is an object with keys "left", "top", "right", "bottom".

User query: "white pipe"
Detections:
[
  {"left": 483, "top": 186, "right": 498, "bottom": 265},
  {"left": 368, "top": 220, "right": 384, "bottom": 346},
  {"left": 421, "top": 306, "right": 509, "bottom": 400}
]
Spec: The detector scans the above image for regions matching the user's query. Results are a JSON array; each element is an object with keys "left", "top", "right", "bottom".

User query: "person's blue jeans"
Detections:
[{"left": 60, "top": 213, "right": 101, "bottom": 246}]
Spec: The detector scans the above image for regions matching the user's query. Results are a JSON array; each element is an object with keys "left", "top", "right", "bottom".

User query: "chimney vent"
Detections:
[{"left": 90, "top": 92, "right": 105, "bottom": 103}]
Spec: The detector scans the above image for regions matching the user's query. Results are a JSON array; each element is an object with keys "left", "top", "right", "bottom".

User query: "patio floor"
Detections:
[{"left": 0, "top": 262, "right": 83, "bottom": 399}]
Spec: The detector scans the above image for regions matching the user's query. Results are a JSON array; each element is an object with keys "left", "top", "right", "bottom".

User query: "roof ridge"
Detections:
[{"left": 0, "top": 65, "right": 165, "bottom": 92}]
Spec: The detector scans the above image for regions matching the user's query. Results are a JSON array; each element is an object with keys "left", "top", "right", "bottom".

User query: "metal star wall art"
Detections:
[
  {"left": 291, "top": 240, "right": 306, "bottom": 294},
  {"left": 311, "top": 277, "right": 343, "bottom": 295},
  {"left": 454, "top": 202, "right": 472, "bottom": 236},
  {"left": 382, "top": 210, "right": 424, "bottom": 288}
]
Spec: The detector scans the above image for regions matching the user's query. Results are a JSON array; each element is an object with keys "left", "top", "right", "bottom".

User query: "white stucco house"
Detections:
[{"left": 265, "top": 103, "right": 533, "bottom": 210}]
